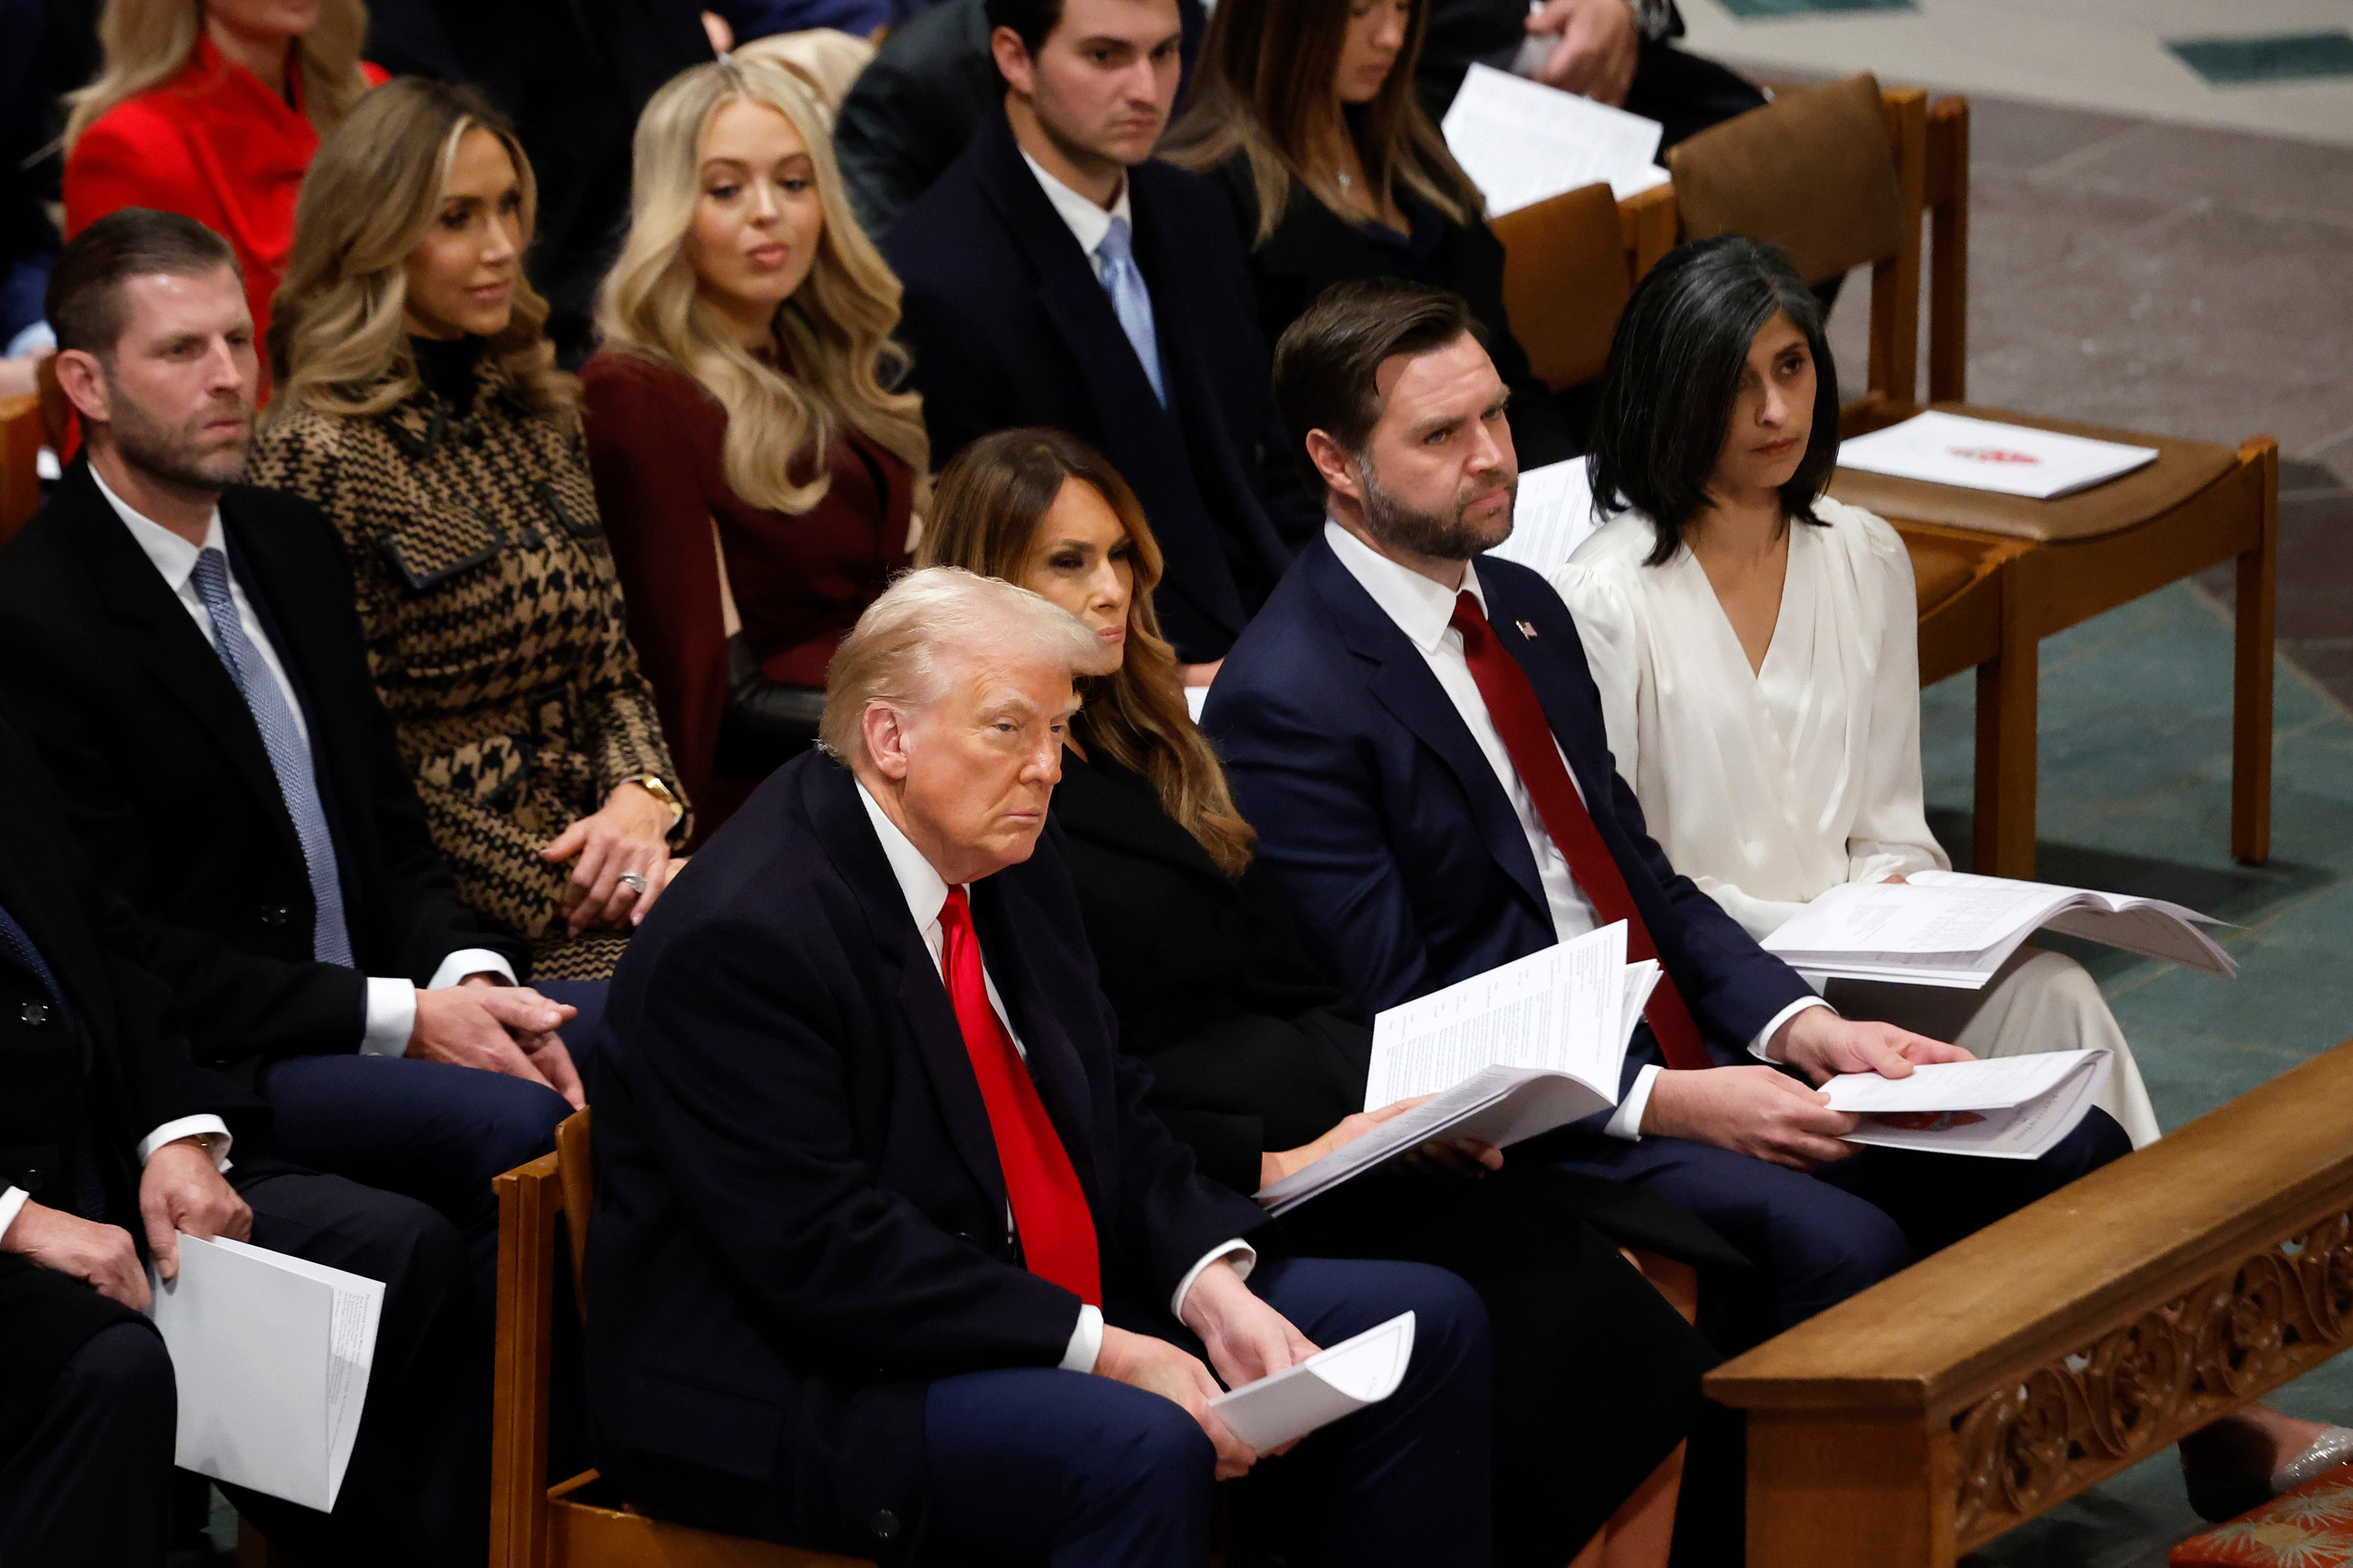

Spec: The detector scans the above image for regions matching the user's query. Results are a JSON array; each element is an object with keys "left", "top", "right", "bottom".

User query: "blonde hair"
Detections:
[
  {"left": 916, "top": 429, "right": 1258, "bottom": 877},
  {"left": 65, "top": 0, "right": 374, "bottom": 150},
  {"left": 267, "top": 77, "right": 576, "bottom": 421},
  {"left": 594, "top": 58, "right": 927, "bottom": 516},
  {"left": 729, "top": 31, "right": 878, "bottom": 124},
  {"left": 820, "top": 567, "right": 1103, "bottom": 763},
  {"left": 1162, "top": 0, "right": 1479, "bottom": 246}
]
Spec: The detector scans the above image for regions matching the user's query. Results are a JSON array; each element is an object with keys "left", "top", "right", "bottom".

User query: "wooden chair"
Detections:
[
  {"left": 1704, "top": 1036, "right": 2353, "bottom": 1568},
  {"left": 0, "top": 392, "right": 40, "bottom": 544},
  {"left": 1496, "top": 160, "right": 2034, "bottom": 769},
  {"left": 492, "top": 1109, "right": 876, "bottom": 1568},
  {"left": 1490, "top": 182, "right": 1633, "bottom": 396},
  {"left": 1664, "top": 77, "right": 2280, "bottom": 877}
]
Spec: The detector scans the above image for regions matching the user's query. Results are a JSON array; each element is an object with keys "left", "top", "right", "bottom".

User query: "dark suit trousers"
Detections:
[
  {"left": 1279, "top": 1168, "right": 1716, "bottom": 1566},
  {"left": 220, "top": 1172, "right": 489, "bottom": 1568},
  {"left": 923, "top": 1257, "right": 1492, "bottom": 1568},
  {"left": 1545, "top": 1109, "right": 2132, "bottom": 1352},
  {"left": 1624, "top": 39, "right": 1768, "bottom": 150},
  {"left": 0, "top": 1320, "right": 177, "bottom": 1566},
  {"left": 255, "top": 986, "right": 603, "bottom": 1326}
]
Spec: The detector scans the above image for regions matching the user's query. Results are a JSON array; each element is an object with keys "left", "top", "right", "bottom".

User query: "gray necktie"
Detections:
[
  {"left": 1094, "top": 216, "right": 1168, "bottom": 408},
  {"left": 189, "top": 548, "right": 355, "bottom": 967}
]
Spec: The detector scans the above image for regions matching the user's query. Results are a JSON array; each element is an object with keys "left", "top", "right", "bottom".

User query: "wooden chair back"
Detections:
[
  {"left": 1489, "top": 182, "right": 1633, "bottom": 393},
  {"left": 1661, "top": 73, "right": 1928, "bottom": 421},
  {"left": 0, "top": 394, "right": 40, "bottom": 545},
  {"left": 493, "top": 1110, "right": 874, "bottom": 1568}
]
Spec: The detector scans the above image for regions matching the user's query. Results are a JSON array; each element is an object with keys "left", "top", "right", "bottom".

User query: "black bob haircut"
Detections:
[{"left": 1586, "top": 235, "right": 1840, "bottom": 567}]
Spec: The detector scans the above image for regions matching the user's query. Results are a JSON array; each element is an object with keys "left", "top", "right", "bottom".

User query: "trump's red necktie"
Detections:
[
  {"left": 1448, "top": 592, "right": 1713, "bottom": 1073},
  {"left": 939, "top": 886, "right": 1103, "bottom": 1304}
]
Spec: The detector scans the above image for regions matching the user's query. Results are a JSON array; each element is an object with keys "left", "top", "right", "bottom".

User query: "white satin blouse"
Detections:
[{"left": 1549, "top": 497, "right": 1950, "bottom": 941}]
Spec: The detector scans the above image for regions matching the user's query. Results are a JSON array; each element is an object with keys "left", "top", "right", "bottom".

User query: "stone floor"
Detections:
[{"left": 1682, "top": 0, "right": 2353, "bottom": 145}]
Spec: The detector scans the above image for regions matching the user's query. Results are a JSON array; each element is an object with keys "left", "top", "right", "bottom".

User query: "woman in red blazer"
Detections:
[
  {"left": 585, "top": 57, "right": 928, "bottom": 846},
  {"left": 62, "top": 0, "right": 384, "bottom": 355}
]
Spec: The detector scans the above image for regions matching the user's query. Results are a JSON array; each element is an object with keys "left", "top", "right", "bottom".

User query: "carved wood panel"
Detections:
[{"left": 1950, "top": 1209, "right": 2353, "bottom": 1547}]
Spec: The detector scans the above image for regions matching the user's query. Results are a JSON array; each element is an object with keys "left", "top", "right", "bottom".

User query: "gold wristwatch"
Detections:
[{"left": 625, "top": 774, "right": 687, "bottom": 828}]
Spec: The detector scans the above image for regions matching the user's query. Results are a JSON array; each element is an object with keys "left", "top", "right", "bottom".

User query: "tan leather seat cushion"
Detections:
[
  {"left": 1903, "top": 530, "right": 2000, "bottom": 616},
  {"left": 1491, "top": 182, "right": 1632, "bottom": 392},
  {"left": 1830, "top": 403, "right": 2240, "bottom": 544},
  {"left": 1665, "top": 73, "right": 1906, "bottom": 287}
]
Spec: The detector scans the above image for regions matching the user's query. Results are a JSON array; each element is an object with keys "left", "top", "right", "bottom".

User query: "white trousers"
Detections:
[{"left": 1825, "top": 944, "right": 2163, "bottom": 1149}]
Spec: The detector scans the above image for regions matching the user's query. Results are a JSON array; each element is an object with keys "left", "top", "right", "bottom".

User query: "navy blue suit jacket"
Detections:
[
  {"left": 884, "top": 107, "right": 1319, "bottom": 664},
  {"left": 1202, "top": 534, "right": 1814, "bottom": 1092},
  {"left": 585, "top": 752, "right": 1269, "bottom": 1559}
]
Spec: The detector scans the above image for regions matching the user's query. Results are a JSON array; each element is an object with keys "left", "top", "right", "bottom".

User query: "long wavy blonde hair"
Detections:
[
  {"left": 594, "top": 57, "right": 927, "bottom": 516},
  {"left": 267, "top": 77, "right": 575, "bottom": 422},
  {"left": 917, "top": 429, "right": 1257, "bottom": 877},
  {"left": 65, "top": 0, "right": 374, "bottom": 150}
]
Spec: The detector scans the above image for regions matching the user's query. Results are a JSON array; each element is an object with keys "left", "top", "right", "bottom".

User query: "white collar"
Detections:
[
  {"left": 1323, "top": 517, "right": 1488, "bottom": 655},
  {"left": 91, "top": 466, "right": 226, "bottom": 595},
  {"left": 1020, "top": 147, "right": 1133, "bottom": 259},
  {"left": 854, "top": 776, "right": 956, "bottom": 934}
]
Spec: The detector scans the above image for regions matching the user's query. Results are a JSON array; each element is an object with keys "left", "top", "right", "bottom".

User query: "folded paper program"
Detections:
[{"left": 1209, "top": 1312, "right": 1418, "bottom": 1451}]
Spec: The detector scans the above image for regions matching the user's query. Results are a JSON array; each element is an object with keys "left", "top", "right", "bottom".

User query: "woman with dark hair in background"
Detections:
[
  {"left": 1552, "top": 235, "right": 2162, "bottom": 1148},
  {"left": 1160, "top": 0, "right": 1580, "bottom": 466},
  {"left": 918, "top": 425, "right": 1745, "bottom": 1568}
]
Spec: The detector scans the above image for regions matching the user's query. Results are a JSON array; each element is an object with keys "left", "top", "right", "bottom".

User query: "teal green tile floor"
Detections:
[
  {"left": 2168, "top": 33, "right": 2353, "bottom": 90},
  {"left": 1920, "top": 582, "right": 2353, "bottom": 1568}
]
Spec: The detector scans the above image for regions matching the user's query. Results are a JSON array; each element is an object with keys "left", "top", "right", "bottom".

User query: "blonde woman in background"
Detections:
[
  {"left": 582, "top": 57, "right": 926, "bottom": 843},
  {"left": 729, "top": 29, "right": 879, "bottom": 125},
  {"left": 63, "top": 0, "right": 383, "bottom": 355},
  {"left": 253, "top": 77, "right": 688, "bottom": 982}
]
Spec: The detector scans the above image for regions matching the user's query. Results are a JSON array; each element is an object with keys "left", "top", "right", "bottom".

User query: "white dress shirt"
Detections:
[
  {"left": 854, "top": 782, "right": 1252, "bottom": 1374},
  {"left": 92, "top": 471, "right": 515, "bottom": 1058},
  {"left": 0, "top": 1119, "right": 236, "bottom": 1249},
  {"left": 1020, "top": 148, "right": 1132, "bottom": 262},
  {"left": 1324, "top": 521, "right": 1828, "bottom": 1138}
]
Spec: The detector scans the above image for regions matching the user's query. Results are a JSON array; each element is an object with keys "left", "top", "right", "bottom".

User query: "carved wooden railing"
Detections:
[{"left": 1706, "top": 1037, "right": 2353, "bottom": 1567}]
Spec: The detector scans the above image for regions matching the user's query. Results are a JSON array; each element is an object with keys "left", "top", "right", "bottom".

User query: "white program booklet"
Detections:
[
  {"left": 1441, "top": 63, "right": 1671, "bottom": 216},
  {"left": 1837, "top": 411, "right": 2159, "bottom": 500},
  {"left": 1761, "top": 869, "right": 2233, "bottom": 989},
  {"left": 1823, "top": 1050, "right": 2111, "bottom": 1160},
  {"left": 147, "top": 1233, "right": 384, "bottom": 1511},
  {"left": 1258, "top": 924, "right": 1651, "bottom": 1215},
  {"left": 1209, "top": 1312, "right": 1416, "bottom": 1451},
  {"left": 1484, "top": 459, "right": 1600, "bottom": 576}
]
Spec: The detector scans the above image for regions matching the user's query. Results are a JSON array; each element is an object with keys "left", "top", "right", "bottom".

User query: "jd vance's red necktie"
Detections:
[
  {"left": 1447, "top": 591, "right": 1713, "bottom": 1073},
  {"left": 938, "top": 886, "right": 1103, "bottom": 1303}
]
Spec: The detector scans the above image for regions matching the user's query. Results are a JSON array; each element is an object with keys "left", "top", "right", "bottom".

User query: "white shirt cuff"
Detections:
[
  {"left": 0, "top": 1186, "right": 28, "bottom": 1247},
  {"left": 1169, "top": 1239, "right": 1257, "bottom": 1320},
  {"left": 1751, "top": 996, "right": 1837, "bottom": 1062},
  {"left": 137, "top": 1116, "right": 233, "bottom": 1172},
  {"left": 1603, "top": 1062, "right": 1662, "bottom": 1141},
  {"left": 361, "top": 978, "right": 417, "bottom": 1057},
  {"left": 1061, "top": 1303, "right": 1105, "bottom": 1372},
  {"left": 426, "top": 949, "right": 517, "bottom": 991}
]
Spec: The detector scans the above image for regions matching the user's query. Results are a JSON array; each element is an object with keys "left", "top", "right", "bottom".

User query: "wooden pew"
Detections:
[{"left": 1705, "top": 1038, "right": 2353, "bottom": 1567}]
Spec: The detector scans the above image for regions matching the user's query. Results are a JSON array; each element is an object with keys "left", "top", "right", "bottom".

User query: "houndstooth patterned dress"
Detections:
[{"left": 249, "top": 352, "right": 685, "bottom": 980}]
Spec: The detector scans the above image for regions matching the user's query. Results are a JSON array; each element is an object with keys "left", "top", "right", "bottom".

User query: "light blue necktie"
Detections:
[
  {"left": 1094, "top": 216, "right": 1167, "bottom": 408},
  {"left": 190, "top": 548, "right": 355, "bottom": 968}
]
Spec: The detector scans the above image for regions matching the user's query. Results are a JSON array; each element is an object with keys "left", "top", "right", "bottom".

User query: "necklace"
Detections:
[{"left": 1338, "top": 170, "right": 1353, "bottom": 189}]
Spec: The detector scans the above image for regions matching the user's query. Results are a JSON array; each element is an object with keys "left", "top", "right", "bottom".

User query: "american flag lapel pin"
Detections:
[{"left": 1514, "top": 619, "right": 1539, "bottom": 640}]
